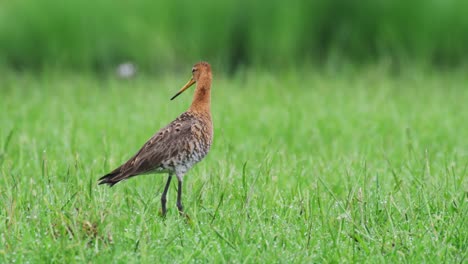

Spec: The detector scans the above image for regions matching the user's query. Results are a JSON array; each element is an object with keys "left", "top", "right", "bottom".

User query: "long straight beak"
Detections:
[{"left": 170, "top": 78, "right": 196, "bottom": 100}]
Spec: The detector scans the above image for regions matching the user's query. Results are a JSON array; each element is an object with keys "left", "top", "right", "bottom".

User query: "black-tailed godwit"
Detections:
[{"left": 99, "top": 62, "right": 213, "bottom": 216}]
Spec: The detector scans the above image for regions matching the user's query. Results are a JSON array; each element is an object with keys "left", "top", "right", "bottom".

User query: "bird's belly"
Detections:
[
  {"left": 172, "top": 141, "right": 211, "bottom": 175},
  {"left": 179, "top": 149, "right": 207, "bottom": 170}
]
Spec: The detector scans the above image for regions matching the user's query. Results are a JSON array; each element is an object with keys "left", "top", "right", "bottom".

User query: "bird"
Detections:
[{"left": 98, "top": 62, "right": 213, "bottom": 216}]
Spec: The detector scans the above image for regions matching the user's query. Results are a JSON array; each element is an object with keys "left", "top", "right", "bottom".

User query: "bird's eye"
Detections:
[{"left": 192, "top": 68, "right": 197, "bottom": 73}]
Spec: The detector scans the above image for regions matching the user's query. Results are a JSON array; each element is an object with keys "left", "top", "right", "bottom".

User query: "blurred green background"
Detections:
[{"left": 1, "top": 0, "right": 467, "bottom": 72}]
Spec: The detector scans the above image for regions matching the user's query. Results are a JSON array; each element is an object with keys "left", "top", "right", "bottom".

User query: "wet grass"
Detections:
[{"left": 0, "top": 66, "right": 467, "bottom": 262}]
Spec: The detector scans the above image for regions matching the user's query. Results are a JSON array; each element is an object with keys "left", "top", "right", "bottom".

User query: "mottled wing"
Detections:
[{"left": 98, "top": 113, "right": 197, "bottom": 185}]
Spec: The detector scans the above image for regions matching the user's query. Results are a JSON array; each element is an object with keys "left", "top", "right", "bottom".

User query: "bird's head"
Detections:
[{"left": 171, "top": 62, "right": 212, "bottom": 100}]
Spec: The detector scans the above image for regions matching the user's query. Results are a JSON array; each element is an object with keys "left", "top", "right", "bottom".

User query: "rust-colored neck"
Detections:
[{"left": 189, "top": 74, "right": 212, "bottom": 115}]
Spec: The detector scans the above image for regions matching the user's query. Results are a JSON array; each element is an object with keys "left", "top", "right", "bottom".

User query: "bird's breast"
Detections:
[{"left": 166, "top": 116, "right": 212, "bottom": 175}]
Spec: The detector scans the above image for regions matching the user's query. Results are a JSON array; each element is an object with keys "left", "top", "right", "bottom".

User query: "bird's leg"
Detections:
[
  {"left": 176, "top": 179, "right": 184, "bottom": 214},
  {"left": 161, "top": 174, "right": 172, "bottom": 216}
]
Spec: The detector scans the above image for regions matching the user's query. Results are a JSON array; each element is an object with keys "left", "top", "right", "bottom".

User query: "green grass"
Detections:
[
  {"left": 0, "top": 66, "right": 467, "bottom": 262},
  {"left": 1, "top": 0, "right": 468, "bottom": 69}
]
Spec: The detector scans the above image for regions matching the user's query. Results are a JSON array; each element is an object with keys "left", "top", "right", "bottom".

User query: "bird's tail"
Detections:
[{"left": 98, "top": 168, "right": 132, "bottom": 187}]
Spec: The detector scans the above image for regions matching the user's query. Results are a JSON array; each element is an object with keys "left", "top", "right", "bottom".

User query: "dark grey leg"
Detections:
[
  {"left": 176, "top": 179, "right": 184, "bottom": 214},
  {"left": 161, "top": 174, "right": 172, "bottom": 216}
]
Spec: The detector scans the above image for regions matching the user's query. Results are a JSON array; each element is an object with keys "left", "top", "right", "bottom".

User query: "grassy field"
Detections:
[{"left": 0, "top": 66, "right": 467, "bottom": 262}]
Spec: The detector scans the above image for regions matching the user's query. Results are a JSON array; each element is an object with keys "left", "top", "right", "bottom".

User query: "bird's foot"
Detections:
[
  {"left": 158, "top": 208, "right": 167, "bottom": 218},
  {"left": 179, "top": 211, "right": 192, "bottom": 224}
]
